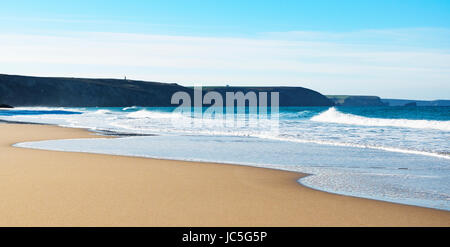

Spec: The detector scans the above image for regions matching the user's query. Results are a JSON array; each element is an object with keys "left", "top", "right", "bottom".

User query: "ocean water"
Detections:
[{"left": 1, "top": 106, "right": 449, "bottom": 210}]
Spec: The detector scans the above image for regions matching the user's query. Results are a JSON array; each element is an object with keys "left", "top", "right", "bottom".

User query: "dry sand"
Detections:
[{"left": 0, "top": 123, "right": 449, "bottom": 226}]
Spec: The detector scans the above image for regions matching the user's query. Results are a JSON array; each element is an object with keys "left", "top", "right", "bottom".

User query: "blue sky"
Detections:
[{"left": 1, "top": 0, "right": 450, "bottom": 99}]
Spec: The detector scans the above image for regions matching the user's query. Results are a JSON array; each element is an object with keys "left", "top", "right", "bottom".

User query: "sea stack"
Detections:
[{"left": 0, "top": 104, "right": 13, "bottom": 108}]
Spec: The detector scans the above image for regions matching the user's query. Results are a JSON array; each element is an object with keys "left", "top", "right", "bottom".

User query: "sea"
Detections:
[{"left": 1, "top": 106, "right": 449, "bottom": 210}]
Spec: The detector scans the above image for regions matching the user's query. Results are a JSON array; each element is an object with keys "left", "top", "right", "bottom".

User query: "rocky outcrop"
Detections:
[
  {"left": 0, "top": 104, "right": 13, "bottom": 108},
  {"left": 327, "top": 95, "right": 387, "bottom": 106},
  {"left": 382, "top": 99, "right": 450, "bottom": 106}
]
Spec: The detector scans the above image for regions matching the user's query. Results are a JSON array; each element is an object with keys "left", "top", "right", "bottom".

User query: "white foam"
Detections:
[
  {"left": 86, "top": 109, "right": 113, "bottom": 115},
  {"left": 251, "top": 132, "right": 450, "bottom": 160},
  {"left": 12, "top": 134, "right": 450, "bottom": 211},
  {"left": 10, "top": 106, "right": 83, "bottom": 113},
  {"left": 2, "top": 106, "right": 449, "bottom": 160},
  {"left": 126, "top": 110, "right": 179, "bottom": 119},
  {"left": 311, "top": 107, "right": 450, "bottom": 131},
  {"left": 296, "top": 110, "right": 311, "bottom": 116},
  {"left": 122, "top": 106, "right": 138, "bottom": 110}
]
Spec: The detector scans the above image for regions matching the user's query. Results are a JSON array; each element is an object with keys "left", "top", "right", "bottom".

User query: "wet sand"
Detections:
[{"left": 0, "top": 123, "right": 449, "bottom": 226}]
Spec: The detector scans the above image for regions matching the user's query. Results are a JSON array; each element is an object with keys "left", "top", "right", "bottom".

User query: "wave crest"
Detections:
[
  {"left": 311, "top": 107, "right": 450, "bottom": 131},
  {"left": 126, "top": 110, "right": 186, "bottom": 119}
]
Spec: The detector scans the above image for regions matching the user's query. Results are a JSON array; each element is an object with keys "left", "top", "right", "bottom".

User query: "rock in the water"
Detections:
[{"left": 0, "top": 104, "right": 13, "bottom": 108}]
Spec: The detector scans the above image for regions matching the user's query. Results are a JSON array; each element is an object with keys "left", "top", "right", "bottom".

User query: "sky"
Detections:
[{"left": 1, "top": 0, "right": 449, "bottom": 99}]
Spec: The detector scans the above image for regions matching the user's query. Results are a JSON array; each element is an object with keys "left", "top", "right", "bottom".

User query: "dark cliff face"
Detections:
[
  {"left": 382, "top": 99, "right": 450, "bottom": 106},
  {"left": 0, "top": 74, "right": 191, "bottom": 107},
  {"left": 203, "top": 86, "right": 334, "bottom": 107},
  {"left": 0, "top": 74, "right": 333, "bottom": 107},
  {"left": 327, "top": 95, "right": 386, "bottom": 106}
]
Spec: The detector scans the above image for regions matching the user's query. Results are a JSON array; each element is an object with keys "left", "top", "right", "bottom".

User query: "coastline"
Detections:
[{"left": 0, "top": 123, "right": 449, "bottom": 226}]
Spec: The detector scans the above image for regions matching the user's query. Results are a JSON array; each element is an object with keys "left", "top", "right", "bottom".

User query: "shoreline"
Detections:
[
  {"left": 14, "top": 139, "right": 450, "bottom": 212},
  {"left": 0, "top": 123, "right": 449, "bottom": 226},
  {"left": 14, "top": 127, "right": 450, "bottom": 212}
]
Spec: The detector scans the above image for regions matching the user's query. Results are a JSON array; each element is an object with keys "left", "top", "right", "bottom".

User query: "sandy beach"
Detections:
[{"left": 0, "top": 123, "right": 448, "bottom": 226}]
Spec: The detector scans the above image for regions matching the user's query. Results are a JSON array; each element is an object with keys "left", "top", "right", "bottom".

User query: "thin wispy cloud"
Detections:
[{"left": 1, "top": 28, "right": 449, "bottom": 99}]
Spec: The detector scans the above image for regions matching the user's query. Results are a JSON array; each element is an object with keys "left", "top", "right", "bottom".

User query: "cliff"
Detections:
[
  {"left": 0, "top": 74, "right": 333, "bottom": 107},
  {"left": 0, "top": 74, "right": 190, "bottom": 107},
  {"left": 203, "top": 86, "right": 334, "bottom": 106},
  {"left": 381, "top": 99, "right": 450, "bottom": 106},
  {"left": 327, "top": 95, "right": 387, "bottom": 106}
]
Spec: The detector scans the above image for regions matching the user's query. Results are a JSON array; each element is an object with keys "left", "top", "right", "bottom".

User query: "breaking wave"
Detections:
[{"left": 311, "top": 107, "right": 450, "bottom": 131}]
